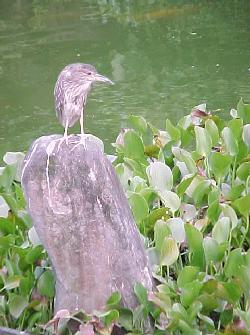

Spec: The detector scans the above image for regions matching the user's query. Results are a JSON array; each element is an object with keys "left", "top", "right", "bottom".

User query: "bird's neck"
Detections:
[{"left": 67, "top": 81, "right": 92, "bottom": 99}]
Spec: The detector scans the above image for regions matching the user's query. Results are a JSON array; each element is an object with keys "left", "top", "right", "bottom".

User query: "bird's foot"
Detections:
[
  {"left": 56, "top": 134, "right": 73, "bottom": 152},
  {"left": 70, "top": 133, "right": 87, "bottom": 152}
]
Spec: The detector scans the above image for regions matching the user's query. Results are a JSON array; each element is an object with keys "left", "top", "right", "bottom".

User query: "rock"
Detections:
[{"left": 21, "top": 134, "right": 153, "bottom": 314}]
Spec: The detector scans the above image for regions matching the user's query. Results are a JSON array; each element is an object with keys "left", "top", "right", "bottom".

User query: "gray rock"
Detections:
[{"left": 21, "top": 134, "right": 153, "bottom": 314}]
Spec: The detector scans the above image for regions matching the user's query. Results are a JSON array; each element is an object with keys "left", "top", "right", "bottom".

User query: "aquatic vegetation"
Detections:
[{"left": 0, "top": 100, "right": 250, "bottom": 334}]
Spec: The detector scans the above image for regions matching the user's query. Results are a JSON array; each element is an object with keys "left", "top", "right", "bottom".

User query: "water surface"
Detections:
[{"left": 0, "top": 0, "right": 250, "bottom": 156}]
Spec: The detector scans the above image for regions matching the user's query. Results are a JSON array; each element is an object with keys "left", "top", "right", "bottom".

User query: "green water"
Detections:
[{"left": 0, "top": 0, "right": 250, "bottom": 156}]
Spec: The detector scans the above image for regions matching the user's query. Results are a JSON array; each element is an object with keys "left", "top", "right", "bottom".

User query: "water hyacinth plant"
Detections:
[{"left": 0, "top": 99, "right": 249, "bottom": 334}]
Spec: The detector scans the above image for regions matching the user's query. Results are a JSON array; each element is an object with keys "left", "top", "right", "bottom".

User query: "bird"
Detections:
[{"left": 54, "top": 63, "right": 114, "bottom": 138}]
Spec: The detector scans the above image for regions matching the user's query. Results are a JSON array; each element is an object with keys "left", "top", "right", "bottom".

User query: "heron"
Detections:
[{"left": 54, "top": 63, "right": 114, "bottom": 139}]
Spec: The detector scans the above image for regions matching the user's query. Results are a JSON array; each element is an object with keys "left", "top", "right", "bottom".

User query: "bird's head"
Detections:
[{"left": 63, "top": 63, "right": 114, "bottom": 86}]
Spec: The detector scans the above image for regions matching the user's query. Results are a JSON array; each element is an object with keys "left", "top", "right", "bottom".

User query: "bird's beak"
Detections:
[{"left": 93, "top": 73, "right": 114, "bottom": 85}]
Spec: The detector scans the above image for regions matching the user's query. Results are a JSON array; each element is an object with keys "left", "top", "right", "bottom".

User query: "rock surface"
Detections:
[{"left": 21, "top": 134, "right": 153, "bottom": 313}]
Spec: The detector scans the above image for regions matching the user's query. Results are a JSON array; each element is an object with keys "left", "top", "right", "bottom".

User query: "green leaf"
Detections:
[
  {"left": 104, "top": 309, "right": 119, "bottom": 326},
  {"left": 129, "top": 115, "right": 147, "bottom": 133},
  {"left": 128, "top": 192, "right": 149, "bottom": 223},
  {"left": 177, "top": 266, "right": 199, "bottom": 288},
  {"left": 237, "top": 98, "right": 250, "bottom": 124},
  {"left": 159, "top": 190, "right": 181, "bottom": 213},
  {"left": 19, "top": 276, "right": 34, "bottom": 296},
  {"left": 115, "top": 163, "right": 133, "bottom": 189},
  {"left": 106, "top": 291, "right": 121, "bottom": 306},
  {"left": 172, "top": 147, "right": 196, "bottom": 174},
  {"left": 228, "top": 118, "right": 243, "bottom": 139},
  {"left": 185, "top": 224, "right": 205, "bottom": 270},
  {"left": 192, "top": 180, "right": 211, "bottom": 206},
  {"left": 0, "top": 235, "right": 15, "bottom": 252},
  {"left": 209, "top": 152, "right": 232, "bottom": 180},
  {"left": 180, "top": 280, "right": 202, "bottom": 308},
  {"left": 0, "top": 165, "right": 16, "bottom": 191},
  {"left": 37, "top": 270, "right": 55, "bottom": 298},
  {"left": 194, "top": 126, "right": 212, "bottom": 157},
  {"left": 221, "top": 282, "right": 242, "bottom": 304},
  {"left": 134, "top": 283, "right": 148, "bottom": 305},
  {"left": 205, "top": 119, "right": 219, "bottom": 147},
  {"left": 25, "top": 245, "right": 44, "bottom": 265},
  {"left": 9, "top": 294, "right": 28, "bottom": 319},
  {"left": 1, "top": 275, "right": 22, "bottom": 291},
  {"left": 154, "top": 220, "right": 171, "bottom": 251},
  {"left": 146, "top": 161, "right": 173, "bottom": 192},
  {"left": 212, "top": 217, "right": 230, "bottom": 243},
  {"left": 237, "top": 162, "right": 250, "bottom": 181},
  {"left": 242, "top": 124, "right": 250, "bottom": 148},
  {"left": 224, "top": 248, "right": 244, "bottom": 278},
  {"left": 203, "top": 237, "right": 220, "bottom": 264},
  {"left": 0, "top": 218, "right": 15, "bottom": 235},
  {"left": 207, "top": 201, "right": 221, "bottom": 224},
  {"left": 227, "top": 184, "right": 245, "bottom": 201},
  {"left": 222, "top": 127, "right": 238, "bottom": 156},
  {"left": 221, "top": 204, "right": 238, "bottom": 229},
  {"left": 124, "top": 130, "right": 145, "bottom": 162},
  {"left": 165, "top": 119, "right": 181, "bottom": 142},
  {"left": 198, "top": 313, "right": 215, "bottom": 332},
  {"left": 198, "top": 293, "right": 218, "bottom": 313},
  {"left": 166, "top": 218, "right": 185, "bottom": 243},
  {"left": 176, "top": 175, "right": 195, "bottom": 197},
  {"left": 0, "top": 196, "right": 10, "bottom": 218},
  {"left": 118, "top": 308, "right": 133, "bottom": 331},
  {"left": 171, "top": 302, "right": 190, "bottom": 324},
  {"left": 160, "top": 237, "right": 179, "bottom": 266},
  {"left": 233, "top": 194, "right": 250, "bottom": 218},
  {"left": 188, "top": 301, "right": 202, "bottom": 321},
  {"left": 185, "top": 176, "right": 210, "bottom": 204},
  {"left": 220, "top": 308, "right": 233, "bottom": 327},
  {"left": 124, "top": 158, "right": 146, "bottom": 179},
  {"left": 145, "top": 207, "right": 169, "bottom": 231}
]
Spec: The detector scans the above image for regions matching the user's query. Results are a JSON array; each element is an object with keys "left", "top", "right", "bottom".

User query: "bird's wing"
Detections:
[{"left": 54, "top": 77, "right": 65, "bottom": 126}]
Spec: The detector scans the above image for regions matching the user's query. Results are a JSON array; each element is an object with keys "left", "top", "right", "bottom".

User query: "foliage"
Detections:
[
  {"left": 0, "top": 100, "right": 250, "bottom": 334},
  {"left": 0, "top": 153, "right": 54, "bottom": 332}
]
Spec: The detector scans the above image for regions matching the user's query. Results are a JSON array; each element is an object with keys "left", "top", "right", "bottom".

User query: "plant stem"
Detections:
[
  {"left": 240, "top": 215, "right": 249, "bottom": 249},
  {"left": 167, "top": 266, "right": 170, "bottom": 279},
  {"left": 231, "top": 157, "right": 237, "bottom": 187},
  {"left": 205, "top": 157, "right": 210, "bottom": 179}
]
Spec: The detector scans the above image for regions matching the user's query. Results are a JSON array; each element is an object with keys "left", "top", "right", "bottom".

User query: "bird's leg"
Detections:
[
  {"left": 71, "top": 110, "right": 86, "bottom": 152},
  {"left": 64, "top": 120, "right": 69, "bottom": 145},
  {"left": 57, "top": 120, "right": 69, "bottom": 152},
  {"left": 79, "top": 108, "right": 86, "bottom": 149},
  {"left": 64, "top": 125, "right": 68, "bottom": 138},
  {"left": 80, "top": 109, "right": 84, "bottom": 136}
]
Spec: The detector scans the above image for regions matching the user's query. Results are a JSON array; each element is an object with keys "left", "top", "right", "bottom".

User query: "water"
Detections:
[{"left": 0, "top": 0, "right": 250, "bottom": 157}]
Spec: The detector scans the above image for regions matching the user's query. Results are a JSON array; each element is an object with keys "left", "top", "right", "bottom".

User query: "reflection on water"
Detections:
[{"left": 0, "top": 0, "right": 250, "bottom": 156}]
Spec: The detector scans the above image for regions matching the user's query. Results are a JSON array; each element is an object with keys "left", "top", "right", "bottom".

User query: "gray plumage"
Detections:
[{"left": 54, "top": 63, "right": 113, "bottom": 136}]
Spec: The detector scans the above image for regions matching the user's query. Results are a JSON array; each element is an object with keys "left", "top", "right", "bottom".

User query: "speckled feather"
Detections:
[{"left": 54, "top": 64, "right": 97, "bottom": 128}]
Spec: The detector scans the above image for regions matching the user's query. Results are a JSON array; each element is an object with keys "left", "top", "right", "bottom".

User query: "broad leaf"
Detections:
[
  {"left": 194, "top": 126, "right": 212, "bottom": 157},
  {"left": 205, "top": 119, "right": 219, "bottom": 147},
  {"left": 209, "top": 152, "right": 232, "bottom": 180},
  {"left": 237, "top": 98, "right": 250, "bottom": 124},
  {"left": 212, "top": 217, "right": 230, "bottom": 243},
  {"left": 160, "top": 237, "right": 179, "bottom": 266},
  {"left": 146, "top": 161, "right": 173, "bottom": 192},
  {"left": 129, "top": 193, "right": 149, "bottom": 223},
  {"left": 166, "top": 218, "right": 185, "bottom": 243},
  {"left": 37, "top": 270, "right": 55, "bottom": 298},
  {"left": 9, "top": 294, "right": 28, "bottom": 319},
  {"left": 222, "top": 127, "right": 238, "bottom": 156},
  {"left": 154, "top": 220, "right": 171, "bottom": 251},
  {"left": 159, "top": 190, "right": 181, "bottom": 213},
  {"left": 185, "top": 224, "right": 205, "bottom": 270}
]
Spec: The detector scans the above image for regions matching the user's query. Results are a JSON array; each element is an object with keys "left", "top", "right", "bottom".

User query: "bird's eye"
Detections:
[{"left": 87, "top": 72, "right": 92, "bottom": 75}]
